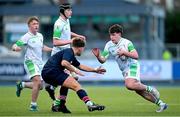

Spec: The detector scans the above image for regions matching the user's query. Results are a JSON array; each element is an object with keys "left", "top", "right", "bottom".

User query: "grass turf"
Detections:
[{"left": 0, "top": 86, "right": 179, "bottom": 116}]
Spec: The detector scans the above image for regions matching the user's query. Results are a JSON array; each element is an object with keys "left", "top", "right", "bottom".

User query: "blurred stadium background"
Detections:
[
  {"left": 0, "top": 0, "right": 180, "bottom": 116},
  {"left": 0, "top": 0, "right": 180, "bottom": 84}
]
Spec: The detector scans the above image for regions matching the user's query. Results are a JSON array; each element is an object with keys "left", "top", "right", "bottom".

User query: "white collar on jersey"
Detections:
[
  {"left": 59, "top": 16, "right": 68, "bottom": 23},
  {"left": 116, "top": 37, "right": 123, "bottom": 45},
  {"left": 28, "top": 31, "right": 38, "bottom": 36}
]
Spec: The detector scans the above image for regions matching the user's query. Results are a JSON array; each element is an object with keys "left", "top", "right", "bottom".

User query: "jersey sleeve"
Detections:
[
  {"left": 15, "top": 35, "right": 28, "bottom": 47},
  {"left": 127, "top": 41, "right": 135, "bottom": 52},
  {"left": 100, "top": 43, "right": 110, "bottom": 59},
  {"left": 72, "top": 58, "right": 80, "bottom": 67},
  {"left": 53, "top": 21, "right": 64, "bottom": 39},
  {"left": 62, "top": 49, "right": 80, "bottom": 67}
]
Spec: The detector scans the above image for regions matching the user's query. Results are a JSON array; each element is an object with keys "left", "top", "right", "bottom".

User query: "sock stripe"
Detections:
[
  {"left": 60, "top": 95, "right": 67, "bottom": 100},
  {"left": 156, "top": 99, "right": 163, "bottom": 106},
  {"left": 146, "top": 86, "right": 153, "bottom": 92},
  {"left": 54, "top": 99, "right": 60, "bottom": 106},
  {"left": 82, "top": 96, "right": 90, "bottom": 103}
]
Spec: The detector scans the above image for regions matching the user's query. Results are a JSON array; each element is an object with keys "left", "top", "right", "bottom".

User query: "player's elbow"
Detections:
[
  {"left": 98, "top": 57, "right": 106, "bottom": 64},
  {"left": 98, "top": 59, "right": 105, "bottom": 64},
  {"left": 53, "top": 38, "right": 60, "bottom": 46},
  {"left": 134, "top": 54, "right": 139, "bottom": 59},
  {"left": 131, "top": 51, "right": 139, "bottom": 59},
  {"left": 99, "top": 60, "right": 105, "bottom": 64}
]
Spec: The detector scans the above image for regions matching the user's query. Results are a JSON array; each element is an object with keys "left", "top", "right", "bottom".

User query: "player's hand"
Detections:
[
  {"left": 12, "top": 44, "right": 22, "bottom": 51},
  {"left": 95, "top": 66, "right": 106, "bottom": 74},
  {"left": 117, "top": 48, "right": 126, "bottom": 56},
  {"left": 92, "top": 48, "right": 100, "bottom": 58},
  {"left": 78, "top": 35, "right": 86, "bottom": 40}
]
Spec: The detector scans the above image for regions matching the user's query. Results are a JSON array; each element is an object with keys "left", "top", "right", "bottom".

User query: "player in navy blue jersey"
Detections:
[{"left": 42, "top": 37, "right": 106, "bottom": 112}]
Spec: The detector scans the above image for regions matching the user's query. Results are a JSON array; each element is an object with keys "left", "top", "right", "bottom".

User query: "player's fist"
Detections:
[
  {"left": 117, "top": 48, "right": 126, "bottom": 56},
  {"left": 92, "top": 48, "right": 100, "bottom": 57}
]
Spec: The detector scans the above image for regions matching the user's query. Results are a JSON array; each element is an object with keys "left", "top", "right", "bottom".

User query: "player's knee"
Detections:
[
  {"left": 33, "top": 79, "right": 42, "bottom": 89},
  {"left": 63, "top": 77, "right": 81, "bottom": 91},
  {"left": 37, "top": 81, "right": 42, "bottom": 89},
  {"left": 71, "top": 83, "right": 81, "bottom": 91},
  {"left": 125, "top": 82, "right": 134, "bottom": 90}
]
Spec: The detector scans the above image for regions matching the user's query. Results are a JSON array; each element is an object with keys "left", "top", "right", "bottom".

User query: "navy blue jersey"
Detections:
[{"left": 43, "top": 48, "right": 80, "bottom": 70}]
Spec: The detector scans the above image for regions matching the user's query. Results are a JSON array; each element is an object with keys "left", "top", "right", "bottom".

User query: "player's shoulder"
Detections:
[
  {"left": 21, "top": 32, "right": 30, "bottom": 39},
  {"left": 121, "top": 37, "right": 132, "bottom": 44},
  {"left": 106, "top": 40, "right": 113, "bottom": 45},
  {"left": 63, "top": 48, "right": 74, "bottom": 55},
  {"left": 23, "top": 32, "right": 30, "bottom": 36},
  {"left": 64, "top": 48, "right": 72, "bottom": 53},
  {"left": 106, "top": 40, "right": 115, "bottom": 47},
  {"left": 55, "top": 17, "right": 66, "bottom": 26},
  {"left": 36, "top": 32, "right": 43, "bottom": 37}
]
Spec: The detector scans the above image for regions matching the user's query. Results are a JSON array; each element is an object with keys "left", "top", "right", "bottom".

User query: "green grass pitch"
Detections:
[{"left": 0, "top": 86, "right": 180, "bottom": 116}]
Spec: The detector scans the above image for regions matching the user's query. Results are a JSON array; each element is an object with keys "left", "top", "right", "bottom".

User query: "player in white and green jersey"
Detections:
[
  {"left": 12, "top": 16, "right": 52, "bottom": 111},
  {"left": 103, "top": 37, "right": 140, "bottom": 80},
  {"left": 51, "top": 3, "right": 85, "bottom": 56},
  {"left": 45, "top": 3, "right": 86, "bottom": 113},
  {"left": 92, "top": 24, "right": 168, "bottom": 113},
  {"left": 51, "top": 13, "right": 71, "bottom": 55},
  {"left": 16, "top": 32, "right": 44, "bottom": 78}
]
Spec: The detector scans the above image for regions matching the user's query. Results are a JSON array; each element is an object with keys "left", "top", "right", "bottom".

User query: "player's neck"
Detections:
[
  {"left": 118, "top": 37, "right": 123, "bottom": 42},
  {"left": 29, "top": 30, "right": 37, "bottom": 35},
  {"left": 60, "top": 15, "right": 68, "bottom": 21},
  {"left": 114, "top": 37, "right": 121, "bottom": 44}
]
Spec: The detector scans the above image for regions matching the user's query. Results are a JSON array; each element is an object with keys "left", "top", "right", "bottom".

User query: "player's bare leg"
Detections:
[
  {"left": 136, "top": 90, "right": 157, "bottom": 103},
  {"left": 16, "top": 80, "right": 43, "bottom": 97},
  {"left": 30, "top": 75, "right": 42, "bottom": 111},
  {"left": 125, "top": 78, "right": 168, "bottom": 112},
  {"left": 52, "top": 77, "right": 105, "bottom": 112}
]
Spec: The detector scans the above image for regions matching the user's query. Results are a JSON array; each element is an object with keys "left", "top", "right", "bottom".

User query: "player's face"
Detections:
[
  {"left": 64, "top": 9, "right": 72, "bottom": 18},
  {"left": 29, "top": 20, "right": 39, "bottom": 34},
  {"left": 110, "top": 32, "right": 121, "bottom": 44},
  {"left": 76, "top": 47, "right": 85, "bottom": 56}
]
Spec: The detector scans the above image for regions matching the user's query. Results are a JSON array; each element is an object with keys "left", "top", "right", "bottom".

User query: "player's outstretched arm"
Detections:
[
  {"left": 92, "top": 48, "right": 106, "bottom": 64},
  {"left": 78, "top": 64, "right": 106, "bottom": 74},
  {"left": 71, "top": 32, "right": 86, "bottom": 40}
]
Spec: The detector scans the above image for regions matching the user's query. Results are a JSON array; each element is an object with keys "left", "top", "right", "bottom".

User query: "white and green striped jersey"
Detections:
[
  {"left": 15, "top": 32, "right": 44, "bottom": 64},
  {"left": 101, "top": 37, "right": 138, "bottom": 72},
  {"left": 52, "top": 16, "right": 71, "bottom": 55}
]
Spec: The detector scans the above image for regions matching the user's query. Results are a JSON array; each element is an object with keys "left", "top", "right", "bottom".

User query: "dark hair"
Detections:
[
  {"left": 27, "top": 16, "right": 39, "bottom": 26},
  {"left": 72, "top": 37, "right": 86, "bottom": 47},
  {"left": 59, "top": 3, "right": 72, "bottom": 14},
  {"left": 109, "top": 24, "right": 123, "bottom": 34}
]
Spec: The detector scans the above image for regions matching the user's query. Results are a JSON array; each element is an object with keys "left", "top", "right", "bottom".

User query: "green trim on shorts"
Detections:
[
  {"left": 130, "top": 64, "right": 137, "bottom": 77},
  {"left": 25, "top": 60, "right": 35, "bottom": 75}
]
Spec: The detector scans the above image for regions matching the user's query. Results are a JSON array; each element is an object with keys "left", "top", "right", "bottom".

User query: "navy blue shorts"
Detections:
[{"left": 41, "top": 68, "right": 69, "bottom": 87}]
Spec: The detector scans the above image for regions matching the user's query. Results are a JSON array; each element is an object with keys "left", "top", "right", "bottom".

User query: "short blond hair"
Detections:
[{"left": 27, "top": 16, "right": 39, "bottom": 26}]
